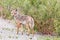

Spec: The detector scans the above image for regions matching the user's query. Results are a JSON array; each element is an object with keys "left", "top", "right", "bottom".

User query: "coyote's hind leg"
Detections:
[{"left": 25, "top": 23, "right": 31, "bottom": 35}]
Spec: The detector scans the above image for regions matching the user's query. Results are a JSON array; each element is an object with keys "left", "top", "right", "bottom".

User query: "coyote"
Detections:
[{"left": 11, "top": 9, "right": 34, "bottom": 35}]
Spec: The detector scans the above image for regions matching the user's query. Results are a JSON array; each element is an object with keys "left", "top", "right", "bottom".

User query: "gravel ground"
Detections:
[{"left": 0, "top": 18, "right": 41, "bottom": 40}]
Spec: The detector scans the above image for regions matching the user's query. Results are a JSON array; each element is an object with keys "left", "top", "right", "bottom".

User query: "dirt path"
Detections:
[{"left": 0, "top": 18, "right": 40, "bottom": 40}]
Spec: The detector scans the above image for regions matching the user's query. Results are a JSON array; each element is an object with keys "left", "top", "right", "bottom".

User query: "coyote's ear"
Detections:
[{"left": 15, "top": 9, "right": 17, "bottom": 11}]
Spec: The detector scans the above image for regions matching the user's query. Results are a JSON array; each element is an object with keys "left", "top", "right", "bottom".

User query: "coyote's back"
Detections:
[{"left": 14, "top": 13, "right": 34, "bottom": 29}]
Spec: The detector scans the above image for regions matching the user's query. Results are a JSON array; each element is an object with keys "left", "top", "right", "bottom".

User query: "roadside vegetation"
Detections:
[{"left": 0, "top": 0, "right": 60, "bottom": 39}]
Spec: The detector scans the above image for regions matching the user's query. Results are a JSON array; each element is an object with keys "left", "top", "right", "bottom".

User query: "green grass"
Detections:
[{"left": 37, "top": 36, "right": 60, "bottom": 40}]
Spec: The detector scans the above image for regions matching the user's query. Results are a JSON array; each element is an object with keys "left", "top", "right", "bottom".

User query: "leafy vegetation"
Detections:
[
  {"left": 0, "top": 0, "right": 60, "bottom": 36},
  {"left": 37, "top": 36, "right": 60, "bottom": 40}
]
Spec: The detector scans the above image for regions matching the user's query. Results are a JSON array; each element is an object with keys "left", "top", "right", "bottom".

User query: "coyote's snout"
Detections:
[{"left": 11, "top": 9, "right": 34, "bottom": 35}]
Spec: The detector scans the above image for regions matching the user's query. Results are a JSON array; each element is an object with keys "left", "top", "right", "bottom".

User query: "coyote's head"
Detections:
[{"left": 11, "top": 9, "right": 18, "bottom": 16}]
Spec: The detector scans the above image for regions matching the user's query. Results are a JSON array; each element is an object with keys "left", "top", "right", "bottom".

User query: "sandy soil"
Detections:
[{"left": 0, "top": 18, "right": 40, "bottom": 40}]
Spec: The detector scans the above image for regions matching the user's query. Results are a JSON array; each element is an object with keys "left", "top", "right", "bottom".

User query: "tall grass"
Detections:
[{"left": 0, "top": 0, "right": 60, "bottom": 35}]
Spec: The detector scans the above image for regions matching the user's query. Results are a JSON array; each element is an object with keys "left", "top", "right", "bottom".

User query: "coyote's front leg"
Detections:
[{"left": 16, "top": 22, "right": 21, "bottom": 34}]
